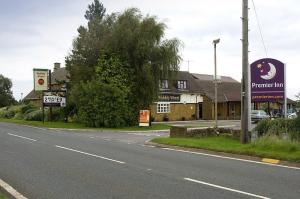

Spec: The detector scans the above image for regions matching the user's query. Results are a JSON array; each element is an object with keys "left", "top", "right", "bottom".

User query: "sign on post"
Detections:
[
  {"left": 33, "top": 68, "right": 49, "bottom": 91},
  {"left": 43, "top": 91, "right": 67, "bottom": 107},
  {"left": 139, "top": 110, "right": 150, "bottom": 127},
  {"left": 250, "top": 58, "right": 285, "bottom": 102}
]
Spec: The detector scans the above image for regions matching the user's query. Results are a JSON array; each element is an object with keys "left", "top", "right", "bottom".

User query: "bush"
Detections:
[
  {"left": 45, "top": 108, "right": 65, "bottom": 122},
  {"left": 255, "top": 118, "right": 300, "bottom": 141},
  {"left": 13, "top": 112, "right": 24, "bottom": 120},
  {"left": 0, "top": 105, "right": 23, "bottom": 119},
  {"left": 21, "top": 103, "right": 38, "bottom": 114},
  {"left": 70, "top": 81, "right": 133, "bottom": 128},
  {"left": 24, "top": 110, "right": 43, "bottom": 121}
]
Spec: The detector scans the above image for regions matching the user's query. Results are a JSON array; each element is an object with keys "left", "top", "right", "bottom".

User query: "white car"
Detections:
[{"left": 288, "top": 112, "right": 298, "bottom": 119}]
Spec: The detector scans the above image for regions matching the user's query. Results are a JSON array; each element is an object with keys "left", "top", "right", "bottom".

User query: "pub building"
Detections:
[
  {"left": 150, "top": 71, "right": 203, "bottom": 121},
  {"left": 150, "top": 71, "right": 245, "bottom": 122}
]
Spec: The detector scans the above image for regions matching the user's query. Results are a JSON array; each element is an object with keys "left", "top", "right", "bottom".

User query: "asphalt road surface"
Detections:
[{"left": 0, "top": 122, "right": 299, "bottom": 199}]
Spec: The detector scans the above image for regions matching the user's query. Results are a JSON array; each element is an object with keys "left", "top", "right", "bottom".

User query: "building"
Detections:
[
  {"left": 24, "top": 63, "right": 69, "bottom": 105},
  {"left": 150, "top": 72, "right": 243, "bottom": 122},
  {"left": 150, "top": 71, "right": 203, "bottom": 122},
  {"left": 192, "top": 74, "right": 241, "bottom": 120}
]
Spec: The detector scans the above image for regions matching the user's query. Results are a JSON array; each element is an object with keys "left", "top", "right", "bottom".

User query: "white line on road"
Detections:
[
  {"left": 162, "top": 148, "right": 300, "bottom": 170},
  {"left": 55, "top": 145, "right": 125, "bottom": 164},
  {"left": 7, "top": 133, "right": 37, "bottom": 142},
  {"left": 184, "top": 178, "right": 270, "bottom": 199},
  {"left": 0, "top": 179, "right": 28, "bottom": 199}
]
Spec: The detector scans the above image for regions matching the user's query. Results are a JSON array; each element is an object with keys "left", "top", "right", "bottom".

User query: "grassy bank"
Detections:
[
  {"left": 0, "top": 118, "right": 171, "bottom": 131},
  {"left": 0, "top": 192, "right": 7, "bottom": 199},
  {"left": 152, "top": 136, "right": 300, "bottom": 162}
]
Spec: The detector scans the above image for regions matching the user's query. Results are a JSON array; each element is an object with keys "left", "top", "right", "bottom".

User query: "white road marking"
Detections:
[
  {"left": 140, "top": 144, "right": 156, "bottom": 148},
  {"left": 162, "top": 148, "right": 300, "bottom": 170},
  {"left": 55, "top": 145, "right": 125, "bottom": 164},
  {"left": 0, "top": 179, "right": 28, "bottom": 199},
  {"left": 7, "top": 133, "right": 37, "bottom": 142},
  {"left": 184, "top": 178, "right": 270, "bottom": 199}
]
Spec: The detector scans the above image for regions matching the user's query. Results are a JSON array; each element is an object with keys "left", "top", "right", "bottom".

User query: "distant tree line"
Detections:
[
  {"left": 66, "top": 0, "right": 182, "bottom": 127},
  {"left": 0, "top": 74, "right": 16, "bottom": 107}
]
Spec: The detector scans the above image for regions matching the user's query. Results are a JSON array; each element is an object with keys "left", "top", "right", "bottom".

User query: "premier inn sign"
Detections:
[
  {"left": 33, "top": 68, "right": 49, "bottom": 91},
  {"left": 250, "top": 58, "right": 285, "bottom": 102}
]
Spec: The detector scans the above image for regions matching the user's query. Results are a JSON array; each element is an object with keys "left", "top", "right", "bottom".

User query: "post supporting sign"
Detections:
[{"left": 250, "top": 58, "right": 287, "bottom": 116}]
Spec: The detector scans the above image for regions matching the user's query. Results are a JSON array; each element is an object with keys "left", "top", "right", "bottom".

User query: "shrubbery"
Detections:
[
  {"left": 255, "top": 118, "right": 300, "bottom": 141},
  {"left": 24, "top": 109, "right": 43, "bottom": 121},
  {"left": 0, "top": 103, "right": 66, "bottom": 122},
  {"left": 70, "top": 80, "right": 134, "bottom": 128}
]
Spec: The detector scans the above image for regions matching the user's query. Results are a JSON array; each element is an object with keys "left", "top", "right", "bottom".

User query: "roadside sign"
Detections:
[
  {"left": 43, "top": 96, "right": 66, "bottom": 107},
  {"left": 139, "top": 110, "right": 150, "bottom": 127},
  {"left": 33, "top": 68, "right": 49, "bottom": 91},
  {"left": 250, "top": 58, "right": 285, "bottom": 102}
]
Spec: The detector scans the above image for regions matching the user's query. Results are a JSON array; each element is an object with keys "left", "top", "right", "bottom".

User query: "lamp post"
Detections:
[{"left": 213, "top": 38, "right": 220, "bottom": 129}]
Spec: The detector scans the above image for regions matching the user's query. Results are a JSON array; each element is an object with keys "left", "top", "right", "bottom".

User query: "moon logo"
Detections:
[{"left": 260, "top": 63, "right": 276, "bottom": 80}]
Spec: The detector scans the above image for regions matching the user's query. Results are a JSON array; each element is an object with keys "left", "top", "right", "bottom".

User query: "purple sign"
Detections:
[{"left": 251, "top": 58, "right": 285, "bottom": 102}]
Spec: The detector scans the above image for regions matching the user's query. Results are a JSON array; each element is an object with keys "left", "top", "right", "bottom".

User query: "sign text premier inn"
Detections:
[{"left": 250, "top": 58, "right": 285, "bottom": 102}]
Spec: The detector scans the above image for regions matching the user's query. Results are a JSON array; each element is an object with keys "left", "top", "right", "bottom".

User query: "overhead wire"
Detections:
[{"left": 251, "top": 0, "right": 268, "bottom": 57}]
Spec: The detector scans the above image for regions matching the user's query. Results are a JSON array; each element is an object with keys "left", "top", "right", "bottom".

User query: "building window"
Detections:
[
  {"left": 159, "top": 80, "right": 168, "bottom": 89},
  {"left": 157, "top": 103, "right": 170, "bottom": 113},
  {"left": 177, "top": 80, "right": 187, "bottom": 89}
]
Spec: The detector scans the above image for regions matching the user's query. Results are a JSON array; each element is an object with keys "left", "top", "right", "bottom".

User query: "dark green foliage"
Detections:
[
  {"left": 24, "top": 110, "right": 43, "bottom": 121},
  {"left": 20, "top": 103, "right": 38, "bottom": 114},
  {"left": 70, "top": 80, "right": 131, "bottom": 127},
  {"left": 0, "top": 74, "right": 16, "bottom": 107},
  {"left": 255, "top": 118, "right": 300, "bottom": 141},
  {"left": 66, "top": 1, "right": 181, "bottom": 127}
]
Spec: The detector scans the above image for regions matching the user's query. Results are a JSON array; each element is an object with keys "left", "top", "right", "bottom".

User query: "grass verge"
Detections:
[
  {"left": 0, "top": 192, "right": 7, "bottom": 199},
  {"left": 0, "top": 118, "right": 171, "bottom": 131},
  {"left": 152, "top": 136, "right": 300, "bottom": 162}
]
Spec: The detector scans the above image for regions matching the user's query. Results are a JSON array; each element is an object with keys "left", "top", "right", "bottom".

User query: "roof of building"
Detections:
[
  {"left": 192, "top": 73, "right": 239, "bottom": 83},
  {"left": 159, "top": 71, "right": 204, "bottom": 94},
  {"left": 192, "top": 74, "right": 241, "bottom": 102},
  {"left": 51, "top": 67, "right": 69, "bottom": 84},
  {"left": 24, "top": 67, "right": 69, "bottom": 101}
]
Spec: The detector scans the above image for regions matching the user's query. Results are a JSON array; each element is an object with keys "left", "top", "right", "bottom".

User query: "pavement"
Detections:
[{"left": 1, "top": 122, "right": 300, "bottom": 199}]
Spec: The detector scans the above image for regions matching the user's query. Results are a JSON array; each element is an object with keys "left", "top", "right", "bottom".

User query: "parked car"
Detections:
[
  {"left": 288, "top": 112, "right": 298, "bottom": 119},
  {"left": 251, "top": 110, "right": 269, "bottom": 123}
]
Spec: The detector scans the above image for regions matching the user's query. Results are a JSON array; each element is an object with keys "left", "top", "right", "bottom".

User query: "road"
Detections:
[
  {"left": 0, "top": 122, "right": 299, "bottom": 199},
  {"left": 153, "top": 120, "right": 257, "bottom": 130}
]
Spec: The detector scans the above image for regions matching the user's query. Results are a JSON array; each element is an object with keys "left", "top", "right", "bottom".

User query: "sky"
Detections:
[{"left": 0, "top": 0, "right": 299, "bottom": 100}]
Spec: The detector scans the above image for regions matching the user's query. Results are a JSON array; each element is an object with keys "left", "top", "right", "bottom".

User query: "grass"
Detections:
[
  {"left": 152, "top": 135, "right": 300, "bottom": 162},
  {"left": 0, "top": 192, "right": 7, "bottom": 199},
  {"left": 0, "top": 118, "right": 171, "bottom": 131}
]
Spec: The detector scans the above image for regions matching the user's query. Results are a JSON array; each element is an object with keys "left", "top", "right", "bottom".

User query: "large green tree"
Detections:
[
  {"left": 66, "top": 0, "right": 182, "bottom": 126},
  {"left": 0, "top": 74, "right": 15, "bottom": 107}
]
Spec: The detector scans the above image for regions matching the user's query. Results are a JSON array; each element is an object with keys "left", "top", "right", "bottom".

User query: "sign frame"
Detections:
[{"left": 33, "top": 68, "right": 49, "bottom": 91}]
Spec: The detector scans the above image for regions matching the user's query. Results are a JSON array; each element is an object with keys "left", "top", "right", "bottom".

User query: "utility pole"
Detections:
[
  {"left": 213, "top": 39, "right": 220, "bottom": 129},
  {"left": 241, "top": 0, "right": 249, "bottom": 143}
]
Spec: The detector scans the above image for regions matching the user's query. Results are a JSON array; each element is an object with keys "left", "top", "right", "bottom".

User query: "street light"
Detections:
[{"left": 213, "top": 38, "right": 220, "bottom": 129}]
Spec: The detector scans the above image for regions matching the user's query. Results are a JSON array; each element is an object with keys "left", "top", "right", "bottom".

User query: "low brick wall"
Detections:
[{"left": 170, "top": 126, "right": 240, "bottom": 139}]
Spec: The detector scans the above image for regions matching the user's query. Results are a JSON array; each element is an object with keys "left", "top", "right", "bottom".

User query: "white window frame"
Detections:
[
  {"left": 159, "top": 80, "right": 169, "bottom": 89},
  {"left": 177, "top": 80, "right": 187, "bottom": 89},
  {"left": 157, "top": 102, "right": 170, "bottom": 113}
]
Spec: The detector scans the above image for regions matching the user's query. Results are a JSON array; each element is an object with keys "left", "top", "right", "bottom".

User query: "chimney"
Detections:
[{"left": 54, "top": 62, "right": 61, "bottom": 71}]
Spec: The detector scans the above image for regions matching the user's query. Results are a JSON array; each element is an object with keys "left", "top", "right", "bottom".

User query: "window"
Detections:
[
  {"left": 157, "top": 103, "right": 170, "bottom": 113},
  {"left": 159, "top": 80, "right": 168, "bottom": 89},
  {"left": 177, "top": 80, "right": 187, "bottom": 89}
]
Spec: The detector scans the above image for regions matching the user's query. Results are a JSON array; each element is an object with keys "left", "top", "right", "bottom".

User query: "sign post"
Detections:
[{"left": 250, "top": 58, "right": 286, "bottom": 117}]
